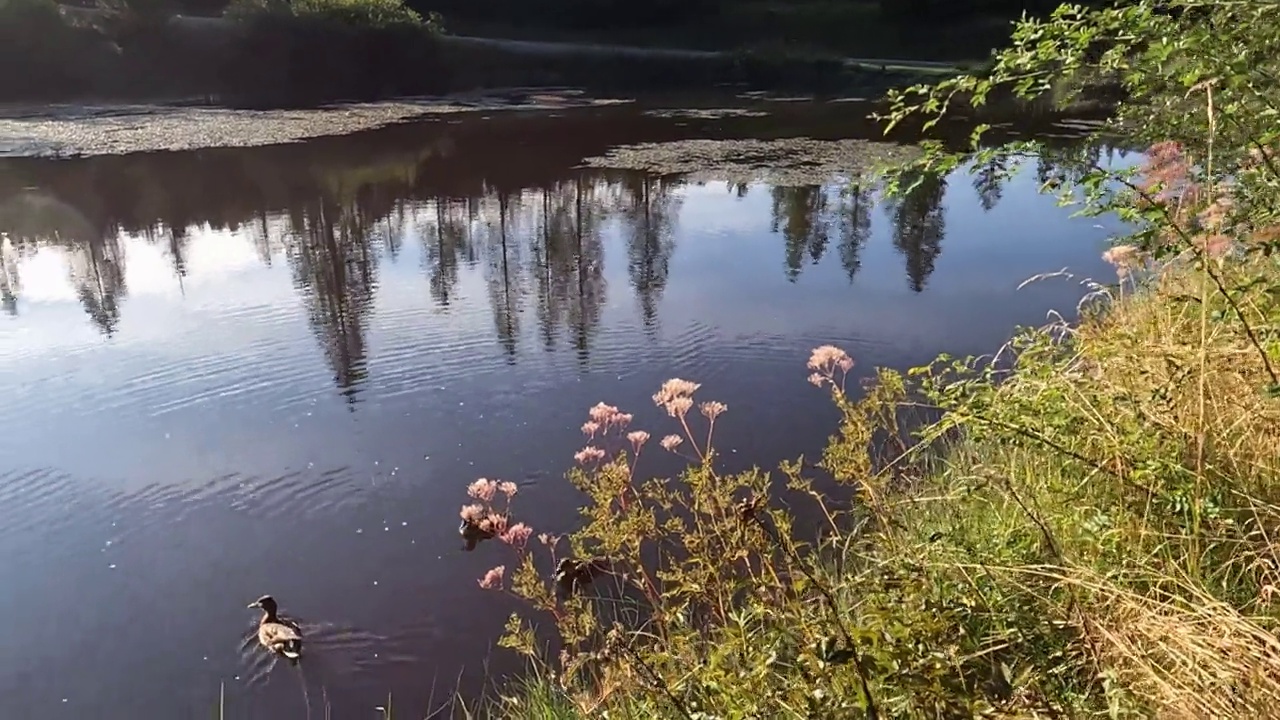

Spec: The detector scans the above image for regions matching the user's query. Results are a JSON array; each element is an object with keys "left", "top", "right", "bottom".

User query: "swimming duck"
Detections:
[{"left": 247, "top": 594, "right": 303, "bottom": 660}]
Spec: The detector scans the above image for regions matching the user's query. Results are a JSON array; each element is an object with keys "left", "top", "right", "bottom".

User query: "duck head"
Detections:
[{"left": 247, "top": 595, "right": 278, "bottom": 614}]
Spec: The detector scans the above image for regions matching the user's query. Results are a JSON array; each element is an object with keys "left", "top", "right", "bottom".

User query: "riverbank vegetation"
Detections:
[
  {"left": 0, "top": 0, "right": 1129, "bottom": 105},
  {"left": 434, "top": 0, "right": 1123, "bottom": 64},
  {"left": 454, "top": 1, "right": 1280, "bottom": 717},
  {"left": 0, "top": 0, "right": 446, "bottom": 104}
]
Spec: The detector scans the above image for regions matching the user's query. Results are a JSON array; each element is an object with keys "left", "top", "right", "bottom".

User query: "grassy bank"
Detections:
[{"left": 444, "top": 1, "right": 1280, "bottom": 717}]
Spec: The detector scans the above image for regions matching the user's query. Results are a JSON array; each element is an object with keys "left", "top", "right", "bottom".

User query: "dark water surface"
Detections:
[{"left": 0, "top": 100, "right": 1122, "bottom": 718}]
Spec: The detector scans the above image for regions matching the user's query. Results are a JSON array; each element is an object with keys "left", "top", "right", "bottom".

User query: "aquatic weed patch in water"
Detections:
[{"left": 579, "top": 137, "right": 922, "bottom": 185}]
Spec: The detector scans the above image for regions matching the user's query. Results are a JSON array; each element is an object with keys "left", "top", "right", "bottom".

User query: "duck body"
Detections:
[{"left": 247, "top": 595, "right": 303, "bottom": 660}]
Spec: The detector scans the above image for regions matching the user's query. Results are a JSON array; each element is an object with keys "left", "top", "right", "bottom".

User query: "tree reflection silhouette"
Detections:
[
  {"left": 885, "top": 171, "right": 947, "bottom": 293},
  {"left": 835, "top": 184, "right": 873, "bottom": 282},
  {"left": 770, "top": 185, "right": 831, "bottom": 282},
  {"left": 285, "top": 200, "right": 378, "bottom": 405},
  {"left": 620, "top": 175, "right": 679, "bottom": 328},
  {"left": 0, "top": 121, "right": 1114, "bottom": 399}
]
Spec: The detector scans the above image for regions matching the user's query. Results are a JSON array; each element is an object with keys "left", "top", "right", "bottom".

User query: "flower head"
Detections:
[
  {"left": 660, "top": 434, "right": 684, "bottom": 452},
  {"left": 1101, "top": 244, "right": 1146, "bottom": 278},
  {"left": 581, "top": 420, "right": 600, "bottom": 437},
  {"left": 478, "top": 565, "right": 505, "bottom": 590},
  {"left": 700, "top": 401, "right": 727, "bottom": 421},
  {"left": 1199, "top": 234, "right": 1233, "bottom": 258},
  {"left": 627, "top": 430, "right": 650, "bottom": 450},
  {"left": 575, "top": 446, "right": 606, "bottom": 465},
  {"left": 467, "top": 478, "right": 498, "bottom": 503},
  {"left": 589, "top": 402, "right": 622, "bottom": 426},
  {"left": 653, "top": 379, "right": 701, "bottom": 417},
  {"left": 808, "top": 345, "right": 854, "bottom": 374},
  {"left": 460, "top": 503, "right": 485, "bottom": 523},
  {"left": 498, "top": 481, "right": 519, "bottom": 499},
  {"left": 500, "top": 522, "right": 533, "bottom": 549}
]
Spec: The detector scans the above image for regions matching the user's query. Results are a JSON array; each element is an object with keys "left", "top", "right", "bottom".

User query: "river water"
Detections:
[{"left": 0, "top": 99, "right": 1121, "bottom": 718}]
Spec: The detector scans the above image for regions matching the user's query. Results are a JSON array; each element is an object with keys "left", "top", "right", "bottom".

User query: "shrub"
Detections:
[
  {"left": 0, "top": 0, "right": 121, "bottom": 99},
  {"left": 219, "top": 0, "right": 445, "bottom": 104},
  {"left": 224, "top": 0, "right": 440, "bottom": 30}
]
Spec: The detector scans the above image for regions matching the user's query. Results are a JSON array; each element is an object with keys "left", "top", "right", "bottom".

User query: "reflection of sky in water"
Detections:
[{"left": 0, "top": 151, "right": 1124, "bottom": 719}]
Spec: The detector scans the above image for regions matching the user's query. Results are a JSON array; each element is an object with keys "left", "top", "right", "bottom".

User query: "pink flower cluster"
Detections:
[
  {"left": 460, "top": 477, "right": 528, "bottom": 553},
  {"left": 807, "top": 345, "right": 855, "bottom": 388},
  {"left": 575, "top": 402, "right": 647, "bottom": 466},
  {"left": 652, "top": 378, "right": 700, "bottom": 418}
]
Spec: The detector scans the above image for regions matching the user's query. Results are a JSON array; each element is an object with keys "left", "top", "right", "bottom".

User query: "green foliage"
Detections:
[{"left": 225, "top": 0, "right": 439, "bottom": 30}]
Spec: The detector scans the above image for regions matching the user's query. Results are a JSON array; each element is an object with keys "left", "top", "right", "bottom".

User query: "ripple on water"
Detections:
[
  {"left": 224, "top": 467, "right": 367, "bottom": 521},
  {"left": 0, "top": 468, "right": 79, "bottom": 539},
  {"left": 236, "top": 616, "right": 424, "bottom": 717}
]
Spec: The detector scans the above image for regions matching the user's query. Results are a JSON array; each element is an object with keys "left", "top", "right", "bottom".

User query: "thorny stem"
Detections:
[{"left": 747, "top": 512, "right": 880, "bottom": 720}]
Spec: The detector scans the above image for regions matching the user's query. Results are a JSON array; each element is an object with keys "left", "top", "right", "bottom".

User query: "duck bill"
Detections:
[{"left": 246, "top": 602, "right": 261, "bottom": 609}]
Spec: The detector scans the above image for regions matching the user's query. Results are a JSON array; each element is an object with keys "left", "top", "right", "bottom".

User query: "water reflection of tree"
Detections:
[
  {"left": 972, "top": 157, "right": 1005, "bottom": 212},
  {"left": 480, "top": 191, "right": 527, "bottom": 360},
  {"left": 770, "top": 185, "right": 831, "bottom": 282},
  {"left": 531, "top": 176, "right": 607, "bottom": 363},
  {"left": 620, "top": 175, "right": 680, "bottom": 327},
  {"left": 835, "top": 184, "right": 874, "bottom": 282},
  {"left": 0, "top": 193, "right": 130, "bottom": 333},
  {"left": 1, "top": 236, "right": 21, "bottom": 316},
  {"left": 421, "top": 198, "right": 476, "bottom": 309},
  {"left": 68, "top": 234, "right": 129, "bottom": 335},
  {"left": 885, "top": 172, "right": 947, "bottom": 293},
  {"left": 285, "top": 200, "right": 379, "bottom": 404}
]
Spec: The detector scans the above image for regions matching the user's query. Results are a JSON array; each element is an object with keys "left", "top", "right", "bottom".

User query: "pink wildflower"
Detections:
[
  {"left": 1101, "top": 244, "right": 1145, "bottom": 278},
  {"left": 653, "top": 379, "right": 701, "bottom": 417},
  {"left": 660, "top": 434, "right": 683, "bottom": 452},
  {"left": 627, "top": 430, "right": 650, "bottom": 450},
  {"left": 581, "top": 420, "right": 600, "bottom": 437},
  {"left": 589, "top": 402, "right": 622, "bottom": 426},
  {"left": 479, "top": 511, "right": 508, "bottom": 536},
  {"left": 575, "top": 446, "right": 606, "bottom": 465},
  {"left": 500, "top": 522, "right": 533, "bottom": 549},
  {"left": 467, "top": 478, "right": 498, "bottom": 502},
  {"left": 1199, "top": 234, "right": 1233, "bottom": 258},
  {"left": 498, "top": 481, "right": 518, "bottom": 498},
  {"left": 700, "top": 401, "right": 727, "bottom": 421},
  {"left": 478, "top": 565, "right": 505, "bottom": 590},
  {"left": 808, "top": 345, "right": 854, "bottom": 373},
  {"left": 460, "top": 503, "right": 485, "bottom": 523},
  {"left": 808, "top": 372, "right": 825, "bottom": 387}
]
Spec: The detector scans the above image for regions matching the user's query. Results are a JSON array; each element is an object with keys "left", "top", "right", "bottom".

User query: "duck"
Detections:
[{"left": 246, "top": 594, "right": 303, "bottom": 660}]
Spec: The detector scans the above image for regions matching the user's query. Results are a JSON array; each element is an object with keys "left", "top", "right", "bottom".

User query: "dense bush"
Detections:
[
  {"left": 217, "top": 0, "right": 445, "bottom": 103},
  {"left": 0, "top": 0, "right": 123, "bottom": 99}
]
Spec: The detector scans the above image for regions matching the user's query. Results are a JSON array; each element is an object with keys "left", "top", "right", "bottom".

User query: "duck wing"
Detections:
[{"left": 260, "top": 621, "right": 303, "bottom": 659}]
